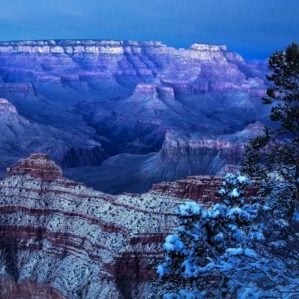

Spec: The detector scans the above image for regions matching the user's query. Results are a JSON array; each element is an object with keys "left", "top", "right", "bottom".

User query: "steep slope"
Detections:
[
  {"left": 0, "top": 40, "right": 267, "bottom": 193},
  {"left": 0, "top": 154, "right": 181, "bottom": 298},
  {"left": 0, "top": 98, "right": 106, "bottom": 175},
  {"left": 65, "top": 122, "right": 264, "bottom": 194}
]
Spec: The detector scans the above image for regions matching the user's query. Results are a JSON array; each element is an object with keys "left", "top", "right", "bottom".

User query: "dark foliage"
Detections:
[{"left": 242, "top": 43, "right": 299, "bottom": 205}]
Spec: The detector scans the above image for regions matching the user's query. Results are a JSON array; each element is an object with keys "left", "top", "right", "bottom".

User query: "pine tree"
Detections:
[
  {"left": 242, "top": 43, "right": 299, "bottom": 209},
  {"left": 157, "top": 173, "right": 299, "bottom": 298},
  {"left": 157, "top": 43, "right": 299, "bottom": 299},
  {"left": 157, "top": 174, "right": 262, "bottom": 298},
  {"left": 240, "top": 43, "right": 299, "bottom": 298}
]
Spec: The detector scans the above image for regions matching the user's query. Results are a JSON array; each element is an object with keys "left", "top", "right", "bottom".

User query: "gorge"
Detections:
[
  {"left": 0, "top": 153, "right": 227, "bottom": 298},
  {"left": 0, "top": 40, "right": 268, "bottom": 298},
  {"left": 0, "top": 40, "right": 267, "bottom": 194}
]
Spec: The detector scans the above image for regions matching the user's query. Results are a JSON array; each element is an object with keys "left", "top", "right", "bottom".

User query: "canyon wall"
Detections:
[
  {"left": 0, "top": 40, "right": 267, "bottom": 193},
  {"left": 0, "top": 153, "right": 237, "bottom": 298}
]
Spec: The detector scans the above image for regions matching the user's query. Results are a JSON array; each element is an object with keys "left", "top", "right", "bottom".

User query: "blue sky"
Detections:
[{"left": 0, "top": 0, "right": 298, "bottom": 59}]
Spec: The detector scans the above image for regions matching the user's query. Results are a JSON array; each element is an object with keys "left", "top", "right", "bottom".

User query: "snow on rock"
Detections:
[
  {"left": 0, "top": 154, "right": 189, "bottom": 298},
  {"left": 178, "top": 201, "right": 202, "bottom": 216},
  {"left": 0, "top": 98, "right": 18, "bottom": 114},
  {"left": 6, "top": 153, "right": 63, "bottom": 181}
]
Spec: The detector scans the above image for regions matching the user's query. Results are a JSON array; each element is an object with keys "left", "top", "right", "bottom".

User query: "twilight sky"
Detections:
[{"left": 0, "top": 0, "right": 298, "bottom": 59}]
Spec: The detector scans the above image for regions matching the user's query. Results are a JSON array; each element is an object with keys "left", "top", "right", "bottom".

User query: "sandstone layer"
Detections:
[{"left": 0, "top": 153, "right": 247, "bottom": 298}]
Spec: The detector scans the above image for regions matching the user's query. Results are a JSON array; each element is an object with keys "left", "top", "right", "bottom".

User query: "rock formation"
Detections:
[
  {"left": 0, "top": 98, "right": 18, "bottom": 113},
  {"left": 0, "top": 154, "right": 176, "bottom": 298},
  {"left": 0, "top": 39, "right": 266, "bottom": 193},
  {"left": 65, "top": 123, "right": 264, "bottom": 194},
  {"left": 0, "top": 154, "right": 257, "bottom": 298},
  {"left": 6, "top": 153, "right": 63, "bottom": 180},
  {"left": 151, "top": 176, "right": 222, "bottom": 203},
  {"left": 0, "top": 97, "right": 106, "bottom": 175}
]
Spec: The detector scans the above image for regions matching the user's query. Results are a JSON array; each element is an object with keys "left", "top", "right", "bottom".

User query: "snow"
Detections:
[
  {"left": 249, "top": 231, "right": 264, "bottom": 241},
  {"left": 209, "top": 203, "right": 227, "bottom": 218},
  {"left": 182, "top": 259, "right": 196, "bottom": 278},
  {"left": 244, "top": 248, "right": 257, "bottom": 258},
  {"left": 163, "top": 290, "right": 206, "bottom": 299},
  {"left": 229, "top": 188, "right": 240, "bottom": 198},
  {"left": 219, "top": 187, "right": 226, "bottom": 195},
  {"left": 157, "top": 264, "right": 169, "bottom": 277},
  {"left": 237, "top": 285, "right": 262, "bottom": 299},
  {"left": 237, "top": 175, "right": 249, "bottom": 184},
  {"left": 225, "top": 247, "right": 257, "bottom": 258},
  {"left": 292, "top": 211, "right": 299, "bottom": 222},
  {"left": 163, "top": 234, "right": 184, "bottom": 252},
  {"left": 213, "top": 232, "right": 224, "bottom": 242},
  {"left": 270, "top": 240, "right": 286, "bottom": 249},
  {"left": 226, "top": 247, "right": 243, "bottom": 256},
  {"left": 232, "top": 228, "right": 244, "bottom": 241},
  {"left": 228, "top": 206, "right": 242, "bottom": 217},
  {"left": 158, "top": 172, "right": 299, "bottom": 298},
  {"left": 178, "top": 202, "right": 202, "bottom": 217}
]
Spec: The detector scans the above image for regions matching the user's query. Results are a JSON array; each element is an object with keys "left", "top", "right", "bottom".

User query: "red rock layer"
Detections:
[
  {"left": 151, "top": 176, "right": 222, "bottom": 203},
  {"left": 151, "top": 175, "right": 259, "bottom": 204},
  {"left": 6, "top": 153, "right": 63, "bottom": 181},
  {"left": 0, "top": 276, "right": 64, "bottom": 299},
  {"left": 0, "top": 153, "right": 183, "bottom": 298}
]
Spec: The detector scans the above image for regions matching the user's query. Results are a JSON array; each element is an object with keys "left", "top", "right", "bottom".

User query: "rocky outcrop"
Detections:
[
  {"left": 61, "top": 146, "right": 107, "bottom": 168},
  {"left": 0, "top": 98, "right": 17, "bottom": 113},
  {"left": 151, "top": 175, "right": 259, "bottom": 203},
  {"left": 0, "top": 39, "right": 266, "bottom": 95},
  {"left": 159, "top": 123, "right": 265, "bottom": 176},
  {"left": 157, "top": 85, "right": 176, "bottom": 103},
  {"left": 64, "top": 123, "right": 265, "bottom": 194},
  {"left": 6, "top": 153, "right": 63, "bottom": 181},
  {"left": 0, "top": 154, "right": 182, "bottom": 298},
  {"left": 0, "top": 154, "right": 258, "bottom": 298},
  {"left": 151, "top": 176, "right": 222, "bottom": 203},
  {"left": 0, "top": 97, "right": 106, "bottom": 174},
  {"left": 133, "top": 83, "right": 159, "bottom": 98}
]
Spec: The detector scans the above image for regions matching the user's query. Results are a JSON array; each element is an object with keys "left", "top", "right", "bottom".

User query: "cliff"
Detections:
[
  {"left": 0, "top": 39, "right": 267, "bottom": 194},
  {"left": 0, "top": 154, "right": 179, "bottom": 298},
  {"left": 65, "top": 122, "right": 264, "bottom": 194},
  {"left": 0, "top": 153, "right": 253, "bottom": 298}
]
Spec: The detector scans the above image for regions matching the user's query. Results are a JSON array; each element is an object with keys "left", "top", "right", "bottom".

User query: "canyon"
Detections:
[
  {"left": 0, "top": 153, "right": 227, "bottom": 298},
  {"left": 0, "top": 40, "right": 268, "bottom": 298},
  {"left": 0, "top": 40, "right": 267, "bottom": 193}
]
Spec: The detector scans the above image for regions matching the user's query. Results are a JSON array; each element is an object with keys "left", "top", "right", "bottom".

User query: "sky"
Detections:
[{"left": 0, "top": 0, "right": 298, "bottom": 59}]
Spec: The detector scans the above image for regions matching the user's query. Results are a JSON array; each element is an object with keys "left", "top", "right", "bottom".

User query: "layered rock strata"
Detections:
[
  {"left": 0, "top": 97, "right": 106, "bottom": 174},
  {"left": 151, "top": 176, "right": 222, "bottom": 203},
  {"left": 0, "top": 39, "right": 267, "bottom": 193},
  {"left": 0, "top": 154, "right": 181, "bottom": 298},
  {"left": 65, "top": 123, "right": 264, "bottom": 194},
  {"left": 0, "top": 154, "right": 257, "bottom": 298}
]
